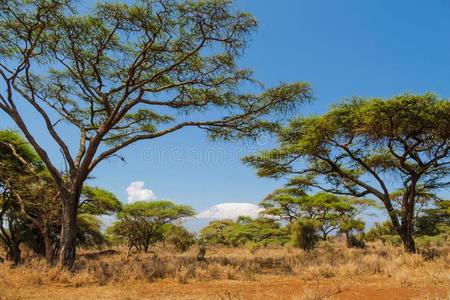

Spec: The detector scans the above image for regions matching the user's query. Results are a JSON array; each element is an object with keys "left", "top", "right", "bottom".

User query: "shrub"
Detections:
[
  {"left": 292, "top": 219, "right": 321, "bottom": 251},
  {"left": 380, "top": 235, "right": 402, "bottom": 246},
  {"left": 365, "top": 221, "right": 397, "bottom": 242},
  {"left": 416, "top": 234, "right": 447, "bottom": 248},
  {"left": 176, "top": 266, "right": 193, "bottom": 284},
  {"left": 165, "top": 225, "right": 196, "bottom": 253},
  {"left": 346, "top": 235, "right": 366, "bottom": 249}
]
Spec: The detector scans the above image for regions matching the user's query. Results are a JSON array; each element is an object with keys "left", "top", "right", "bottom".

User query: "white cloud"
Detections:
[
  {"left": 126, "top": 181, "right": 156, "bottom": 203},
  {"left": 197, "top": 203, "right": 263, "bottom": 220}
]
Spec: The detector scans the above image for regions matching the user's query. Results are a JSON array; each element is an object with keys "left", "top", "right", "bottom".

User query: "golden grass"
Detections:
[{"left": 0, "top": 243, "right": 449, "bottom": 299}]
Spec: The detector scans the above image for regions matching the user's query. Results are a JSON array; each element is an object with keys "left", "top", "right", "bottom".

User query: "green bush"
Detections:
[
  {"left": 199, "top": 217, "right": 290, "bottom": 247},
  {"left": 292, "top": 219, "right": 321, "bottom": 251},
  {"left": 380, "top": 234, "right": 402, "bottom": 246},
  {"left": 365, "top": 221, "right": 397, "bottom": 242},
  {"left": 416, "top": 234, "right": 448, "bottom": 248},
  {"left": 346, "top": 234, "right": 366, "bottom": 249},
  {"left": 165, "top": 225, "right": 196, "bottom": 253}
]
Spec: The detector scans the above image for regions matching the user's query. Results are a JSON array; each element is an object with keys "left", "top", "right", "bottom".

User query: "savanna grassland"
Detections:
[{"left": 1, "top": 242, "right": 449, "bottom": 300}]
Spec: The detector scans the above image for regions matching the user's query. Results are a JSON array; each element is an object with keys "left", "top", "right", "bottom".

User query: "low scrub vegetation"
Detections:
[{"left": 0, "top": 243, "right": 449, "bottom": 299}]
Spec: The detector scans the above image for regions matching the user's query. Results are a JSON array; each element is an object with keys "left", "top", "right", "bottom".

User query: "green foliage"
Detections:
[
  {"left": 120, "top": 201, "right": 194, "bottom": 221},
  {"left": 339, "top": 218, "right": 365, "bottom": 234},
  {"left": 0, "top": 130, "right": 41, "bottom": 169},
  {"left": 380, "top": 235, "right": 402, "bottom": 247},
  {"left": 0, "top": 130, "right": 120, "bottom": 262},
  {"left": 76, "top": 214, "right": 105, "bottom": 248},
  {"left": 415, "top": 234, "right": 448, "bottom": 248},
  {"left": 0, "top": 130, "right": 60, "bottom": 262},
  {"left": 261, "top": 188, "right": 373, "bottom": 240},
  {"left": 415, "top": 200, "right": 450, "bottom": 237},
  {"left": 244, "top": 94, "right": 450, "bottom": 252},
  {"left": 366, "top": 200, "right": 450, "bottom": 248},
  {"left": 346, "top": 234, "right": 366, "bottom": 249},
  {"left": 199, "top": 219, "right": 234, "bottom": 245},
  {"left": 292, "top": 219, "right": 321, "bottom": 251},
  {"left": 165, "top": 225, "right": 196, "bottom": 253},
  {"left": 365, "top": 221, "right": 397, "bottom": 242},
  {"left": 0, "top": 0, "right": 312, "bottom": 156},
  {"left": 80, "top": 186, "right": 122, "bottom": 216},
  {"left": 199, "top": 217, "right": 290, "bottom": 247},
  {"left": 107, "top": 201, "right": 195, "bottom": 252}
]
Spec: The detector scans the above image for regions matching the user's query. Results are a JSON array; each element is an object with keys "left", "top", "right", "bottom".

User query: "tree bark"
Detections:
[
  {"left": 382, "top": 195, "right": 417, "bottom": 253},
  {"left": 400, "top": 230, "right": 416, "bottom": 253},
  {"left": 58, "top": 191, "right": 79, "bottom": 269},
  {"left": 6, "top": 241, "right": 21, "bottom": 265},
  {"left": 42, "top": 229, "right": 54, "bottom": 265},
  {"left": 400, "top": 187, "right": 417, "bottom": 253},
  {"left": 344, "top": 231, "right": 350, "bottom": 246},
  {"left": 144, "top": 239, "right": 150, "bottom": 253}
]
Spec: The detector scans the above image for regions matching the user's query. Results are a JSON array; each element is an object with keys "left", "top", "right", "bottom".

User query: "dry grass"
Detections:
[{"left": 0, "top": 243, "right": 449, "bottom": 299}]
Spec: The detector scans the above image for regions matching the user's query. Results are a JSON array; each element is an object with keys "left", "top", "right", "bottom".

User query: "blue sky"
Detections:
[{"left": 2, "top": 0, "right": 450, "bottom": 227}]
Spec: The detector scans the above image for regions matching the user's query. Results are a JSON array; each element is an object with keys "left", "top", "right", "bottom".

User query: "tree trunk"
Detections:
[
  {"left": 400, "top": 228, "right": 416, "bottom": 253},
  {"left": 58, "top": 192, "right": 79, "bottom": 269},
  {"left": 383, "top": 195, "right": 416, "bottom": 253},
  {"left": 144, "top": 240, "right": 149, "bottom": 253},
  {"left": 6, "top": 241, "right": 21, "bottom": 265},
  {"left": 42, "top": 229, "right": 54, "bottom": 265},
  {"left": 400, "top": 188, "right": 416, "bottom": 253}
]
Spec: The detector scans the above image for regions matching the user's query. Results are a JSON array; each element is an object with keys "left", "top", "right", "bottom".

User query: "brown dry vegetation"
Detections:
[{"left": 0, "top": 243, "right": 449, "bottom": 300}]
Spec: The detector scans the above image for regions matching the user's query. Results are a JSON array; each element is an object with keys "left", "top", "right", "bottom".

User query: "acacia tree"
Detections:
[
  {"left": 0, "top": 130, "right": 122, "bottom": 263},
  {"left": 108, "top": 200, "right": 194, "bottom": 255},
  {"left": 0, "top": 0, "right": 311, "bottom": 267},
  {"left": 338, "top": 218, "right": 366, "bottom": 248},
  {"left": 0, "top": 182, "right": 26, "bottom": 264},
  {"left": 244, "top": 94, "right": 450, "bottom": 252},
  {"left": 199, "top": 216, "right": 289, "bottom": 247},
  {"left": 164, "top": 224, "right": 196, "bottom": 252},
  {"left": 0, "top": 130, "right": 54, "bottom": 264},
  {"left": 261, "top": 188, "right": 372, "bottom": 240},
  {"left": 199, "top": 219, "right": 233, "bottom": 246}
]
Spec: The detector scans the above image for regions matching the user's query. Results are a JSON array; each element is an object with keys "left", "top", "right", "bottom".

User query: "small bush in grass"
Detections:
[
  {"left": 176, "top": 266, "right": 192, "bottom": 284},
  {"left": 206, "top": 263, "right": 222, "bottom": 280},
  {"left": 419, "top": 247, "right": 440, "bottom": 260},
  {"left": 165, "top": 225, "right": 196, "bottom": 253},
  {"left": 195, "top": 267, "right": 208, "bottom": 281},
  {"left": 240, "top": 266, "right": 256, "bottom": 281},
  {"left": 416, "top": 234, "right": 447, "bottom": 248},
  {"left": 338, "top": 262, "right": 360, "bottom": 278},
  {"left": 292, "top": 219, "right": 321, "bottom": 251},
  {"left": 346, "top": 235, "right": 366, "bottom": 249},
  {"left": 223, "top": 265, "right": 239, "bottom": 280},
  {"left": 360, "top": 254, "right": 384, "bottom": 274},
  {"left": 380, "top": 235, "right": 402, "bottom": 247},
  {"left": 129, "top": 256, "right": 169, "bottom": 282}
]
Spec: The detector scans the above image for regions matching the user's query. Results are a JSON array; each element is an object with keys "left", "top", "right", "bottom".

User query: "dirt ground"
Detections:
[{"left": 1, "top": 275, "right": 448, "bottom": 300}]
